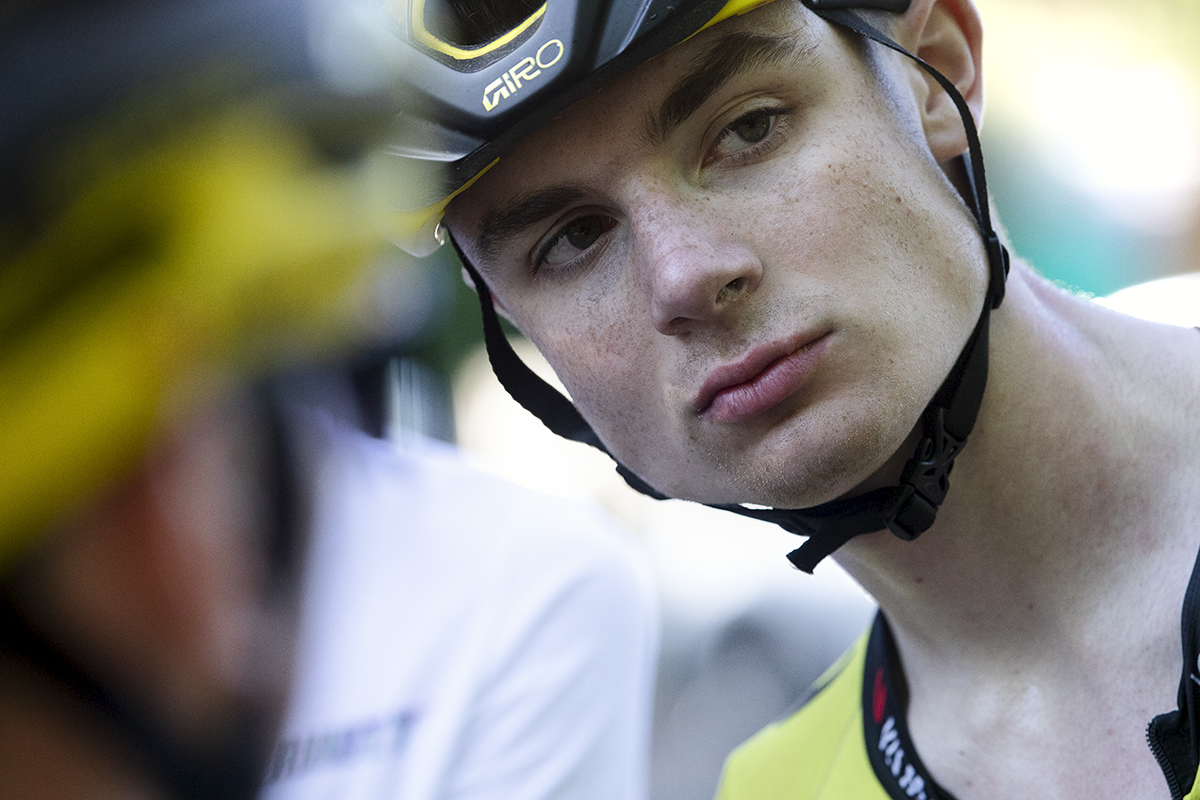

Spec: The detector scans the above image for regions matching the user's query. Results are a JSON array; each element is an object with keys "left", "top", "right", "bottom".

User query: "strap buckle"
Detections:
[{"left": 883, "top": 484, "right": 935, "bottom": 541}]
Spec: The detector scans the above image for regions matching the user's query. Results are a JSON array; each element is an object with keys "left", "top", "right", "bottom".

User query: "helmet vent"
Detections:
[{"left": 423, "top": 0, "right": 544, "bottom": 48}]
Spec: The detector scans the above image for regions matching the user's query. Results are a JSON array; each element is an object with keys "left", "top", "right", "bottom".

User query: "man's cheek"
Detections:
[{"left": 543, "top": 325, "right": 655, "bottom": 417}]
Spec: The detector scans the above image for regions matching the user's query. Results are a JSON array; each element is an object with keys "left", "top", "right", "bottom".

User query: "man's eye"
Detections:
[
  {"left": 728, "top": 109, "right": 773, "bottom": 144},
  {"left": 537, "top": 215, "right": 616, "bottom": 272},
  {"left": 707, "top": 106, "right": 790, "bottom": 167}
]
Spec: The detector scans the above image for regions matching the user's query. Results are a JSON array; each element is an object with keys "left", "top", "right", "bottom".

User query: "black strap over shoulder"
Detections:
[
  {"left": 454, "top": 1, "right": 1011, "bottom": 573},
  {"left": 1146, "top": 545, "right": 1200, "bottom": 799},
  {"left": 861, "top": 612, "right": 958, "bottom": 800}
]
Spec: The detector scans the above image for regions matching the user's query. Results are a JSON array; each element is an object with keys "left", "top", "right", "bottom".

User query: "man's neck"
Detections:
[
  {"left": 828, "top": 264, "right": 1200, "bottom": 797},
  {"left": 835, "top": 263, "right": 1200, "bottom": 663}
]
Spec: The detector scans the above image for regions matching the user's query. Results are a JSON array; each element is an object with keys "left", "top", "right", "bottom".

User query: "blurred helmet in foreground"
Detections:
[{"left": 0, "top": 0, "right": 419, "bottom": 567}]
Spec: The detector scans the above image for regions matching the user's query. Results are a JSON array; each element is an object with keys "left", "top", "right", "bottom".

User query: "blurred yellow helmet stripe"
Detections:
[
  {"left": 0, "top": 100, "right": 390, "bottom": 566},
  {"left": 699, "top": 0, "right": 778, "bottom": 32}
]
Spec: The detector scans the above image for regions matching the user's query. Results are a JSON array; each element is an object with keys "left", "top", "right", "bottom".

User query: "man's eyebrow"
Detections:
[
  {"left": 470, "top": 33, "right": 808, "bottom": 262},
  {"left": 475, "top": 184, "right": 589, "bottom": 264},
  {"left": 645, "top": 32, "right": 811, "bottom": 145}
]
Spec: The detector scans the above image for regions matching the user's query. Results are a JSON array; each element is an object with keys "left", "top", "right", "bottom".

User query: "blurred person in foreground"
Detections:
[
  {"left": 0, "top": 3, "right": 661, "bottom": 800},
  {"left": 0, "top": 0, "right": 403, "bottom": 797},
  {"left": 381, "top": 1, "right": 1200, "bottom": 798}
]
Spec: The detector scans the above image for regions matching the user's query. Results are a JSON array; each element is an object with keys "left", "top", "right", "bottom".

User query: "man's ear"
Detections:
[{"left": 894, "top": 0, "right": 984, "bottom": 163}]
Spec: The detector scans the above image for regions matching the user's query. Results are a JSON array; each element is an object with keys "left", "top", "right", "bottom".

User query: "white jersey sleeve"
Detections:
[{"left": 259, "top": 415, "right": 658, "bottom": 800}]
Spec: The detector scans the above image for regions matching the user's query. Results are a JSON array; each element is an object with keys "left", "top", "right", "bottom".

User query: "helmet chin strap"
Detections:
[{"left": 452, "top": 6, "right": 1009, "bottom": 574}]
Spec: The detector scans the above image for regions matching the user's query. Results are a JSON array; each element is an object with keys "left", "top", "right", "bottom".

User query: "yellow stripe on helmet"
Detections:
[
  {"left": 395, "top": 0, "right": 547, "bottom": 63},
  {"left": 388, "top": 0, "right": 780, "bottom": 257},
  {"left": 0, "top": 100, "right": 391, "bottom": 566},
  {"left": 388, "top": 157, "right": 498, "bottom": 256},
  {"left": 699, "top": 0, "right": 779, "bottom": 32}
]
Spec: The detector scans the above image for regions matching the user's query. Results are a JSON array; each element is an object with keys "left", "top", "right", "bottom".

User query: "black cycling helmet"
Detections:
[
  {"left": 385, "top": 0, "right": 1010, "bottom": 572},
  {"left": 388, "top": 0, "right": 911, "bottom": 252}
]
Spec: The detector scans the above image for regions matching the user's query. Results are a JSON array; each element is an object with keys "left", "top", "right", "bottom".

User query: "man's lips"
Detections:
[{"left": 694, "top": 332, "right": 832, "bottom": 423}]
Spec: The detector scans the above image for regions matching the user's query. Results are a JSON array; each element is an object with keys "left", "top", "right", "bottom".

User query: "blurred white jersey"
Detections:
[{"left": 260, "top": 416, "right": 658, "bottom": 800}]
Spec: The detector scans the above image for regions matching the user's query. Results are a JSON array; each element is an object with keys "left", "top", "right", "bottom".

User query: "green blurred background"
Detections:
[{"left": 978, "top": 0, "right": 1200, "bottom": 296}]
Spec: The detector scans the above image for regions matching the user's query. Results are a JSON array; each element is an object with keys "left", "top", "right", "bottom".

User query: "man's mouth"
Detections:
[{"left": 694, "top": 331, "right": 832, "bottom": 423}]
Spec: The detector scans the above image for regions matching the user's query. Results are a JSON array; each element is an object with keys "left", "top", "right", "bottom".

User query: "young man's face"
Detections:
[{"left": 447, "top": 2, "right": 988, "bottom": 508}]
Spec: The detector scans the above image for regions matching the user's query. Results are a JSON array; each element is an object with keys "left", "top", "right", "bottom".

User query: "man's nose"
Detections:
[{"left": 633, "top": 195, "right": 763, "bottom": 335}]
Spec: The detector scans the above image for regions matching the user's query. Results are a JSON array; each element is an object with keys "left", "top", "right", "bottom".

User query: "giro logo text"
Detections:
[{"left": 482, "top": 39, "right": 564, "bottom": 112}]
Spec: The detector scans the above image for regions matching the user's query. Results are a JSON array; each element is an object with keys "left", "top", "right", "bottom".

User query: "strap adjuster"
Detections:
[
  {"left": 884, "top": 484, "right": 936, "bottom": 541},
  {"left": 987, "top": 235, "right": 1010, "bottom": 309}
]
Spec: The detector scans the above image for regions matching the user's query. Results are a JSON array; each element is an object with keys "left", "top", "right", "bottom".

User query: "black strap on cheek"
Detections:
[
  {"left": 809, "top": 4, "right": 1010, "bottom": 306},
  {"left": 453, "top": 236, "right": 602, "bottom": 447},
  {"left": 452, "top": 235, "right": 673, "bottom": 500}
]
